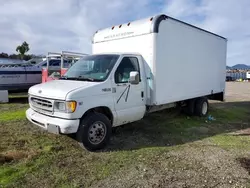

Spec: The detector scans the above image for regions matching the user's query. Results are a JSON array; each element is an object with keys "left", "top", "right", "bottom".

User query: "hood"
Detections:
[{"left": 29, "top": 80, "right": 100, "bottom": 100}]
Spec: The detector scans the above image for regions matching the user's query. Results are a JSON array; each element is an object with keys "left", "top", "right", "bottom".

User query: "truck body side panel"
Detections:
[{"left": 154, "top": 19, "right": 227, "bottom": 105}]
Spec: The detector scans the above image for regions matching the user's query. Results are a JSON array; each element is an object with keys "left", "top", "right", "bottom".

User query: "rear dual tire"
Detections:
[
  {"left": 194, "top": 97, "right": 209, "bottom": 117},
  {"left": 184, "top": 97, "right": 209, "bottom": 117}
]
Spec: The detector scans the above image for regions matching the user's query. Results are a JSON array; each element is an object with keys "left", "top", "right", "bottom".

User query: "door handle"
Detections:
[{"left": 117, "top": 83, "right": 127, "bottom": 86}]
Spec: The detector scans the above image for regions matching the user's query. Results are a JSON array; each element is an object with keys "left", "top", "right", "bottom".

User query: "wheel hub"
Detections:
[
  {"left": 88, "top": 121, "right": 106, "bottom": 145},
  {"left": 202, "top": 102, "right": 208, "bottom": 115}
]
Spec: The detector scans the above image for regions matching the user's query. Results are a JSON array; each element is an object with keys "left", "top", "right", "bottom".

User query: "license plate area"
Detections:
[{"left": 47, "top": 124, "right": 59, "bottom": 134}]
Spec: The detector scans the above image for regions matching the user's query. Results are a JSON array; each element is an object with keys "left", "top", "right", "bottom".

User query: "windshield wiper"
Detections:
[
  {"left": 76, "top": 76, "right": 102, "bottom": 82},
  {"left": 76, "top": 76, "right": 94, "bottom": 81},
  {"left": 59, "top": 76, "right": 102, "bottom": 82},
  {"left": 59, "top": 76, "right": 68, "bottom": 80}
]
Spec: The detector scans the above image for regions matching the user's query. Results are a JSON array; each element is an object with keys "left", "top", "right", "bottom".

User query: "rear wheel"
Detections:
[
  {"left": 182, "top": 99, "right": 196, "bottom": 116},
  {"left": 194, "top": 97, "right": 209, "bottom": 117},
  {"left": 76, "top": 112, "right": 112, "bottom": 151}
]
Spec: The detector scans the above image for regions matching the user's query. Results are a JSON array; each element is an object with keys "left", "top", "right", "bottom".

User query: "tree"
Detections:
[
  {"left": 0, "top": 52, "right": 8, "bottom": 58},
  {"left": 9, "top": 54, "right": 19, "bottom": 59},
  {"left": 16, "top": 41, "right": 30, "bottom": 59}
]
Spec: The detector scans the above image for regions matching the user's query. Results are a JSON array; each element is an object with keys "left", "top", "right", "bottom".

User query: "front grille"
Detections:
[{"left": 30, "top": 96, "right": 54, "bottom": 115}]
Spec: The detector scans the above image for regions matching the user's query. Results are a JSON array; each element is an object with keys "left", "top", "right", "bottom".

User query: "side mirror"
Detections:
[{"left": 129, "top": 71, "right": 140, "bottom": 85}]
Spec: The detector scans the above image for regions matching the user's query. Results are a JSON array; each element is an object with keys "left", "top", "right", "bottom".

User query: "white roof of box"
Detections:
[{"left": 93, "top": 14, "right": 226, "bottom": 43}]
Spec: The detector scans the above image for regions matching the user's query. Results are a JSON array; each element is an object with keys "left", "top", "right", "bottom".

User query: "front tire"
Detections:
[{"left": 76, "top": 112, "right": 112, "bottom": 151}]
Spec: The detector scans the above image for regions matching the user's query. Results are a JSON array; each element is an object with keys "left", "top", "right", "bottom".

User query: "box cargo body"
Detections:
[{"left": 93, "top": 14, "right": 227, "bottom": 106}]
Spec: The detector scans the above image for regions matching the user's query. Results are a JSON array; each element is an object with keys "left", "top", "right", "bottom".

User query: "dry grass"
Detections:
[
  {"left": 0, "top": 151, "right": 28, "bottom": 164},
  {"left": 0, "top": 83, "right": 250, "bottom": 188}
]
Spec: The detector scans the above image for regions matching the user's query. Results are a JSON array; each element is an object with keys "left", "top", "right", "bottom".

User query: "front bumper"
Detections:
[{"left": 26, "top": 108, "right": 79, "bottom": 134}]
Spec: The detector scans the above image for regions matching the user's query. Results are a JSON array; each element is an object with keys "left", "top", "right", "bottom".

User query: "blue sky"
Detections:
[{"left": 0, "top": 0, "right": 249, "bottom": 66}]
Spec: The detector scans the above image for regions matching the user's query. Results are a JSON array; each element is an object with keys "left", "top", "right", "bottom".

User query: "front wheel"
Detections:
[{"left": 76, "top": 112, "right": 112, "bottom": 151}]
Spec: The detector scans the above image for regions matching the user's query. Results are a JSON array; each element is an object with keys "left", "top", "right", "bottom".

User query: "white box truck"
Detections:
[
  {"left": 246, "top": 72, "right": 250, "bottom": 80},
  {"left": 26, "top": 14, "right": 227, "bottom": 151}
]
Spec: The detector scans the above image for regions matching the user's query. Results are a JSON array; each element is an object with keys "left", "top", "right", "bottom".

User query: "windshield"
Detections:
[{"left": 61, "top": 54, "right": 119, "bottom": 82}]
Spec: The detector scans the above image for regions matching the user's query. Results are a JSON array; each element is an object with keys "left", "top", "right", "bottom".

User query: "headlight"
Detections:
[
  {"left": 54, "top": 101, "right": 77, "bottom": 113},
  {"left": 54, "top": 101, "right": 66, "bottom": 111}
]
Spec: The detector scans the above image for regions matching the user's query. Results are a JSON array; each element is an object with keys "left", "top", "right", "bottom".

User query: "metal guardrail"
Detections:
[
  {"left": 45, "top": 51, "right": 89, "bottom": 69},
  {"left": 61, "top": 51, "right": 88, "bottom": 57}
]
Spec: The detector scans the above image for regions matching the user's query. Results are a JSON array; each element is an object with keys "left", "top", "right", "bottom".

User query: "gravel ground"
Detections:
[{"left": 225, "top": 82, "right": 250, "bottom": 102}]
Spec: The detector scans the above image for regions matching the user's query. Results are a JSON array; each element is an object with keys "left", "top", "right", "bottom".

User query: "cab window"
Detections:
[{"left": 115, "top": 57, "right": 140, "bottom": 83}]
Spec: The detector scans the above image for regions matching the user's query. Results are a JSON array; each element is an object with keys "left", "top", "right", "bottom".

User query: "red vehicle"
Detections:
[{"left": 42, "top": 51, "right": 87, "bottom": 83}]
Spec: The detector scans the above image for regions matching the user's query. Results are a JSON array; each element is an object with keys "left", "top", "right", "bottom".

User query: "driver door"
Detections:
[{"left": 112, "top": 56, "right": 145, "bottom": 126}]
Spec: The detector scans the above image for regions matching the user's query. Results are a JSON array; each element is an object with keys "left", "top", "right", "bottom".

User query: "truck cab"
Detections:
[{"left": 26, "top": 53, "right": 147, "bottom": 151}]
